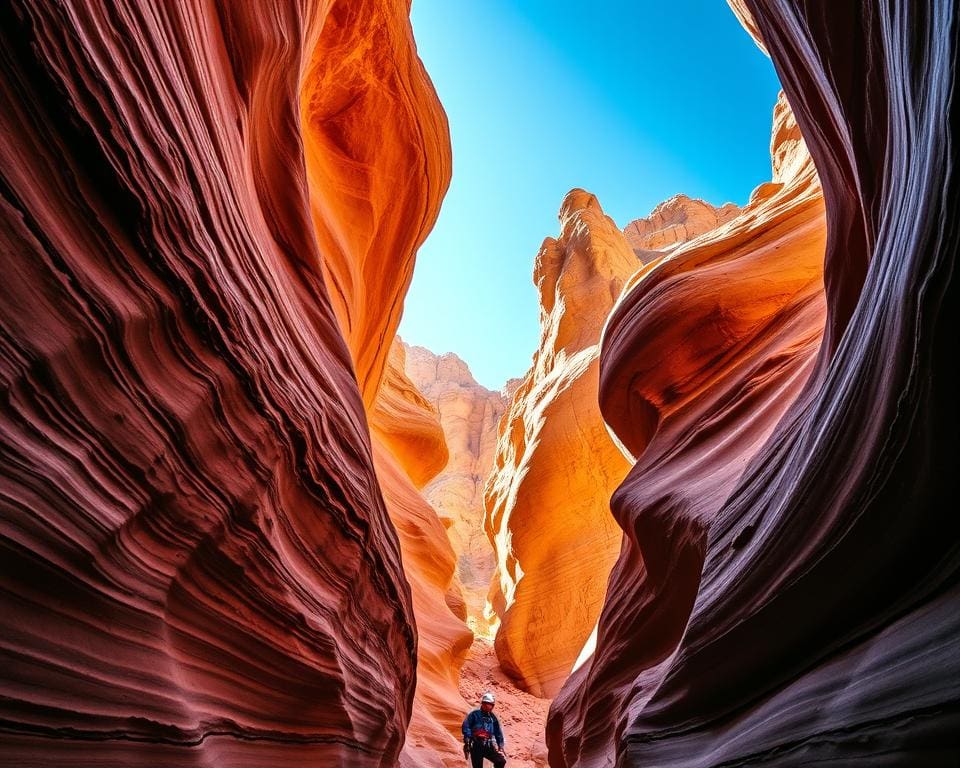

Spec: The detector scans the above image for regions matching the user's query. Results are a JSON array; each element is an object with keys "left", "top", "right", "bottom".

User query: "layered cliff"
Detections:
[
  {"left": 548, "top": 1, "right": 959, "bottom": 765},
  {"left": 482, "top": 190, "right": 636, "bottom": 699},
  {"left": 0, "top": 1, "right": 449, "bottom": 766},
  {"left": 623, "top": 195, "right": 739, "bottom": 261},
  {"left": 404, "top": 343, "right": 509, "bottom": 636},
  {"left": 369, "top": 343, "right": 473, "bottom": 768}
]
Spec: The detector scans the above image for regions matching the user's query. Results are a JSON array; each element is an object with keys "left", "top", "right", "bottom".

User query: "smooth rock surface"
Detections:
[
  {"left": 370, "top": 344, "right": 473, "bottom": 768},
  {"left": 483, "top": 190, "right": 636, "bottom": 699},
  {"left": 547, "top": 87, "right": 826, "bottom": 767},
  {"left": 301, "top": 0, "right": 451, "bottom": 408}
]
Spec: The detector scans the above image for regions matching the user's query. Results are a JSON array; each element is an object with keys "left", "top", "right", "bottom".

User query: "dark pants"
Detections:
[{"left": 470, "top": 741, "right": 506, "bottom": 767}]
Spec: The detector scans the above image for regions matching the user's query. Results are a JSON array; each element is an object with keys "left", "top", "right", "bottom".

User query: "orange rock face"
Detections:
[
  {"left": 300, "top": 5, "right": 470, "bottom": 762},
  {"left": 369, "top": 343, "right": 473, "bottom": 768},
  {"left": 404, "top": 343, "right": 510, "bottom": 636},
  {"left": 483, "top": 190, "right": 637, "bottom": 699},
  {"left": 0, "top": 1, "right": 450, "bottom": 766},
  {"left": 373, "top": 343, "right": 450, "bottom": 489},
  {"left": 301, "top": 1, "right": 452, "bottom": 408},
  {"left": 547, "top": 89, "right": 827, "bottom": 767}
]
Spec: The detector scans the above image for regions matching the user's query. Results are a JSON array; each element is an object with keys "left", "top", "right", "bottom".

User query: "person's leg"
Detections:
[
  {"left": 482, "top": 743, "right": 506, "bottom": 767},
  {"left": 470, "top": 743, "right": 484, "bottom": 768}
]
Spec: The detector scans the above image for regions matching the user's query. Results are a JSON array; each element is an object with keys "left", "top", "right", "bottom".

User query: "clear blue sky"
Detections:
[{"left": 399, "top": 0, "right": 781, "bottom": 390}]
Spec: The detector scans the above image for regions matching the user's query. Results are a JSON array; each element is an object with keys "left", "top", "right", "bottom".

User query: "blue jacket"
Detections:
[{"left": 462, "top": 708, "right": 505, "bottom": 748}]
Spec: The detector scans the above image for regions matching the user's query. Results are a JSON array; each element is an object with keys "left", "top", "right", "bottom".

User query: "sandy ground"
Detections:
[{"left": 458, "top": 639, "right": 551, "bottom": 767}]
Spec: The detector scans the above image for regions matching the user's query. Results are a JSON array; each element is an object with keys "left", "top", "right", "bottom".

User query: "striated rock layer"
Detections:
[
  {"left": 404, "top": 343, "right": 510, "bottom": 636},
  {"left": 0, "top": 1, "right": 450, "bottom": 766},
  {"left": 548, "top": 89, "right": 825, "bottom": 768},
  {"left": 300, "top": 3, "right": 470, "bottom": 759},
  {"left": 484, "top": 190, "right": 636, "bottom": 699},
  {"left": 549, "top": 1, "right": 959, "bottom": 766},
  {"left": 369, "top": 343, "right": 473, "bottom": 768}
]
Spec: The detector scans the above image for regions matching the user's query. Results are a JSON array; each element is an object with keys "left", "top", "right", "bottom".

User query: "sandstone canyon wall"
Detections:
[
  {"left": 548, "top": 1, "right": 958, "bottom": 766},
  {"left": 369, "top": 343, "right": 473, "bottom": 768},
  {"left": 483, "top": 190, "right": 637, "bottom": 699},
  {"left": 0, "top": 1, "right": 451, "bottom": 766},
  {"left": 404, "top": 342, "right": 510, "bottom": 636},
  {"left": 301, "top": 0, "right": 451, "bottom": 409},
  {"left": 301, "top": 4, "right": 473, "bottom": 764}
]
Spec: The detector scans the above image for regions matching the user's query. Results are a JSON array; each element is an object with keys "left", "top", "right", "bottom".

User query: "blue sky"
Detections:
[{"left": 399, "top": 0, "right": 782, "bottom": 390}]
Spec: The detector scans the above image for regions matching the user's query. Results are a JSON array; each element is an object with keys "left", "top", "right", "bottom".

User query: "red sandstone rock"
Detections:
[
  {"left": 373, "top": 342, "right": 449, "bottom": 489},
  {"left": 0, "top": 1, "right": 449, "bottom": 765},
  {"left": 301, "top": 1, "right": 451, "bottom": 409},
  {"left": 546, "top": 88, "right": 827, "bottom": 766},
  {"left": 369, "top": 344, "right": 473, "bottom": 768}
]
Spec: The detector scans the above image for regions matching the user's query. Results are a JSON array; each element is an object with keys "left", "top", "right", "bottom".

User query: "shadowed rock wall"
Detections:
[
  {"left": 0, "top": 1, "right": 450, "bottom": 765},
  {"left": 548, "top": 1, "right": 959, "bottom": 765}
]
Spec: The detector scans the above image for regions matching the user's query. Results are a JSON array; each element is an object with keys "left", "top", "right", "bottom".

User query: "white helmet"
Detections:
[{"left": 481, "top": 692, "right": 495, "bottom": 704}]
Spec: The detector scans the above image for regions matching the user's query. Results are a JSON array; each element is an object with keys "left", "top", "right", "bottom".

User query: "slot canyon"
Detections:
[{"left": 0, "top": 1, "right": 957, "bottom": 767}]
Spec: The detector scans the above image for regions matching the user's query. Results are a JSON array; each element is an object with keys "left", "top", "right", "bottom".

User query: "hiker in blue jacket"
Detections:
[{"left": 461, "top": 692, "right": 506, "bottom": 766}]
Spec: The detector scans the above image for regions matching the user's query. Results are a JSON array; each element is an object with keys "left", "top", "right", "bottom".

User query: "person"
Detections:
[{"left": 461, "top": 692, "right": 506, "bottom": 767}]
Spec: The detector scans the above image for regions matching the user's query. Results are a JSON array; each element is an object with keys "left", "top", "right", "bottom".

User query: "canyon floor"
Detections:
[{"left": 459, "top": 640, "right": 551, "bottom": 767}]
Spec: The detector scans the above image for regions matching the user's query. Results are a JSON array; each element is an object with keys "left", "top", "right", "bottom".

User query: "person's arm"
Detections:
[
  {"left": 462, "top": 712, "right": 473, "bottom": 743},
  {"left": 494, "top": 715, "right": 505, "bottom": 750}
]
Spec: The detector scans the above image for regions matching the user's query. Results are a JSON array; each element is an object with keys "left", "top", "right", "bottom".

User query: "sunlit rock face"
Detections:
[
  {"left": 373, "top": 343, "right": 450, "bottom": 490},
  {"left": 300, "top": 3, "right": 469, "bottom": 761},
  {"left": 404, "top": 343, "right": 510, "bottom": 636},
  {"left": 302, "top": 1, "right": 451, "bottom": 408},
  {"left": 0, "top": 1, "right": 448, "bottom": 766},
  {"left": 548, "top": 1, "right": 959, "bottom": 765},
  {"left": 623, "top": 194, "right": 740, "bottom": 261},
  {"left": 369, "top": 343, "right": 473, "bottom": 768},
  {"left": 483, "top": 190, "right": 637, "bottom": 699}
]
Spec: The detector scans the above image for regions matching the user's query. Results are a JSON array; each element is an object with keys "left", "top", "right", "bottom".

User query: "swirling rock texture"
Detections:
[
  {"left": 0, "top": 1, "right": 450, "bottom": 766},
  {"left": 369, "top": 342, "right": 473, "bottom": 768},
  {"left": 404, "top": 342, "right": 510, "bottom": 636},
  {"left": 484, "top": 190, "right": 636, "bottom": 700},
  {"left": 301, "top": 0, "right": 451, "bottom": 410},
  {"left": 548, "top": 1, "right": 959, "bottom": 766},
  {"left": 301, "top": 4, "right": 470, "bottom": 761},
  {"left": 547, "top": 84, "right": 825, "bottom": 768}
]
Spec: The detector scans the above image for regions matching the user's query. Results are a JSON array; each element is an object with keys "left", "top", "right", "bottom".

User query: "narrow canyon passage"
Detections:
[{"left": 1, "top": 1, "right": 957, "bottom": 768}]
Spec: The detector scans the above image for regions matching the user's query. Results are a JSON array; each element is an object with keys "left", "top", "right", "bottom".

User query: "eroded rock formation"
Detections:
[
  {"left": 369, "top": 343, "right": 473, "bottom": 768},
  {"left": 548, "top": 1, "right": 958, "bottom": 766},
  {"left": 623, "top": 194, "right": 739, "bottom": 261},
  {"left": 483, "top": 190, "right": 637, "bottom": 699},
  {"left": 404, "top": 343, "right": 509, "bottom": 636},
  {"left": 301, "top": 1, "right": 451, "bottom": 409},
  {"left": 0, "top": 1, "right": 450, "bottom": 766}
]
